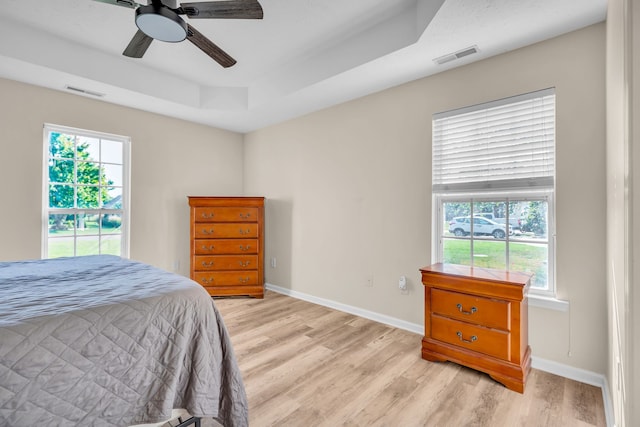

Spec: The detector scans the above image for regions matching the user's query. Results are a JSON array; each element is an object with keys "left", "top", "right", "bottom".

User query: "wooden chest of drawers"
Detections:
[
  {"left": 420, "top": 263, "right": 531, "bottom": 393},
  {"left": 189, "top": 196, "right": 265, "bottom": 298}
]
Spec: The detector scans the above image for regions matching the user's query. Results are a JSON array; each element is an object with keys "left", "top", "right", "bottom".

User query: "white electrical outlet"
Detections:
[
  {"left": 270, "top": 257, "right": 277, "bottom": 268},
  {"left": 365, "top": 274, "right": 374, "bottom": 287},
  {"left": 398, "top": 275, "right": 407, "bottom": 291}
]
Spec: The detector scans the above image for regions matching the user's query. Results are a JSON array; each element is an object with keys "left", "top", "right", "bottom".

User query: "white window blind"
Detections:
[{"left": 432, "top": 88, "right": 555, "bottom": 192}]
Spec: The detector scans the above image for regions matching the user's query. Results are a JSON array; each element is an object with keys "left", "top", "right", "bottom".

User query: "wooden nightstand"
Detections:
[{"left": 420, "top": 263, "right": 531, "bottom": 393}]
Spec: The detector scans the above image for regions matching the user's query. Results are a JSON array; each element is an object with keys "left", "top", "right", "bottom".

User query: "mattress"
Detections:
[{"left": 0, "top": 255, "right": 248, "bottom": 427}]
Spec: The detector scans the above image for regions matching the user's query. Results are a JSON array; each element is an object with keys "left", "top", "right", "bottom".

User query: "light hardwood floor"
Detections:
[{"left": 214, "top": 291, "right": 606, "bottom": 427}]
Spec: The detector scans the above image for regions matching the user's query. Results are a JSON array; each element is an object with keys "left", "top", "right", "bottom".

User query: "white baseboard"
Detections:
[
  {"left": 265, "top": 282, "right": 423, "bottom": 334},
  {"left": 265, "top": 282, "right": 615, "bottom": 427},
  {"left": 530, "top": 357, "right": 615, "bottom": 427}
]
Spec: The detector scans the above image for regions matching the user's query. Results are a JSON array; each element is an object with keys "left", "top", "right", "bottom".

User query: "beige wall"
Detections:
[
  {"left": 0, "top": 77, "right": 244, "bottom": 272},
  {"left": 244, "top": 24, "right": 607, "bottom": 373}
]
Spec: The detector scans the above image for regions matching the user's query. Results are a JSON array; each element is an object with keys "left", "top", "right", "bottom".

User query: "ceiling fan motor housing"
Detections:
[{"left": 135, "top": 3, "right": 187, "bottom": 42}]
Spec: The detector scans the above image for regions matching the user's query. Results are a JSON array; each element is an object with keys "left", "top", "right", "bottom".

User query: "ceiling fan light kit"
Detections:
[
  {"left": 97, "top": 0, "right": 264, "bottom": 67},
  {"left": 135, "top": 4, "right": 187, "bottom": 42}
]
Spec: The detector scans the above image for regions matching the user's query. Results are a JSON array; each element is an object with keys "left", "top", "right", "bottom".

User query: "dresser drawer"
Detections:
[
  {"left": 194, "top": 271, "right": 259, "bottom": 287},
  {"left": 194, "top": 255, "right": 258, "bottom": 271},
  {"left": 194, "top": 223, "right": 258, "bottom": 238},
  {"left": 431, "top": 315, "right": 510, "bottom": 360},
  {"left": 194, "top": 207, "right": 258, "bottom": 223},
  {"left": 200, "top": 285, "right": 264, "bottom": 297},
  {"left": 194, "top": 239, "right": 259, "bottom": 255},
  {"left": 431, "top": 288, "right": 510, "bottom": 331}
]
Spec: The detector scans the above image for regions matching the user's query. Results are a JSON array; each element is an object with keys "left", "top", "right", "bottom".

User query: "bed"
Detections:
[{"left": 0, "top": 255, "right": 248, "bottom": 427}]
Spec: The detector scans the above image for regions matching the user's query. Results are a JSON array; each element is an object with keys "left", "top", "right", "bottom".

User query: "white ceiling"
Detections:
[{"left": 0, "top": 0, "right": 606, "bottom": 133}]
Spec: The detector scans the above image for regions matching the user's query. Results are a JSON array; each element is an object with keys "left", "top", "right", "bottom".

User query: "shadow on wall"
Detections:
[{"left": 264, "top": 198, "right": 293, "bottom": 288}]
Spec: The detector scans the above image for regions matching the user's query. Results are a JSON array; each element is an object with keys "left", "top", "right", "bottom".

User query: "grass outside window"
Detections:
[{"left": 442, "top": 238, "right": 548, "bottom": 288}]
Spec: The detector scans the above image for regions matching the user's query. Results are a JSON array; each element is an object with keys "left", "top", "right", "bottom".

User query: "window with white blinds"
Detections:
[
  {"left": 431, "top": 89, "right": 556, "bottom": 295},
  {"left": 432, "top": 88, "right": 555, "bottom": 192}
]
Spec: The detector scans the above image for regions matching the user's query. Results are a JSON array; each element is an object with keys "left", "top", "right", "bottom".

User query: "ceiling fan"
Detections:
[{"left": 92, "top": 0, "right": 263, "bottom": 68}]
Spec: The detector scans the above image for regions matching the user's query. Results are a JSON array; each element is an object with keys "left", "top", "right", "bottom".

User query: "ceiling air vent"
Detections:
[
  {"left": 433, "top": 45, "right": 479, "bottom": 65},
  {"left": 65, "top": 85, "right": 105, "bottom": 98}
]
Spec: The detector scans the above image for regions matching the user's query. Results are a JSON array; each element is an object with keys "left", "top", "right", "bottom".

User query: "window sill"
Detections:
[{"left": 527, "top": 294, "right": 569, "bottom": 312}]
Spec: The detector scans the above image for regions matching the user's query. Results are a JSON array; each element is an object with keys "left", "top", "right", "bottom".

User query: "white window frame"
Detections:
[
  {"left": 433, "top": 190, "right": 556, "bottom": 297},
  {"left": 42, "top": 124, "right": 131, "bottom": 258},
  {"left": 431, "top": 88, "right": 556, "bottom": 297}
]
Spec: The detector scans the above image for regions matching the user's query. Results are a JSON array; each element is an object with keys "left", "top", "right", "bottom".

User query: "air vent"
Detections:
[
  {"left": 433, "top": 45, "right": 479, "bottom": 65},
  {"left": 65, "top": 85, "right": 105, "bottom": 98}
]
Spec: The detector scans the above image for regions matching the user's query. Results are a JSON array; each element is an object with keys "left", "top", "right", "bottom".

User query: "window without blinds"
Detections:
[
  {"left": 43, "top": 124, "right": 130, "bottom": 259},
  {"left": 432, "top": 88, "right": 555, "bottom": 192}
]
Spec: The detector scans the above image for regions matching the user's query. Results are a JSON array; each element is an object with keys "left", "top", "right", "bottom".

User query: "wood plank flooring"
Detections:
[{"left": 214, "top": 291, "right": 606, "bottom": 427}]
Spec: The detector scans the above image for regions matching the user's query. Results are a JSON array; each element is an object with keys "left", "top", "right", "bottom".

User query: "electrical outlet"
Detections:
[
  {"left": 399, "top": 275, "right": 409, "bottom": 294},
  {"left": 173, "top": 259, "right": 180, "bottom": 272},
  {"left": 365, "top": 274, "right": 374, "bottom": 287},
  {"left": 270, "top": 257, "right": 277, "bottom": 268}
]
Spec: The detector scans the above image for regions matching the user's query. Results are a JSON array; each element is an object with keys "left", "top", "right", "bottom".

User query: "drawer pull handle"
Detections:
[
  {"left": 202, "top": 229, "right": 214, "bottom": 235},
  {"left": 456, "top": 304, "right": 477, "bottom": 315},
  {"left": 239, "top": 277, "right": 250, "bottom": 283},
  {"left": 201, "top": 261, "right": 215, "bottom": 267},
  {"left": 202, "top": 245, "right": 215, "bottom": 250},
  {"left": 239, "top": 229, "right": 251, "bottom": 235},
  {"left": 202, "top": 278, "right": 214, "bottom": 284},
  {"left": 239, "top": 213, "right": 251, "bottom": 219},
  {"left": 239, "top": 261, "right": 251, "bottom": 267},
  {"left": 456, "top": 331, "right": 477, "bottom": 343},
  {"left": 239, "top": 245, "right": 250, "bottom": 251},
  {"left": 201, "top": 213, "right": 215, "bottom": 219}
]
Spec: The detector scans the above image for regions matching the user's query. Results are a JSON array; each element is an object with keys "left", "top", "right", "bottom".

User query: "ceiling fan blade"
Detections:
[
  {"left": 186, "top": 24, "right": 236, "bottom": 68},
  {"left": 123, "top": 30, "right": 154, "bottom": 58},
  {"left": 179, "top": 0, "right": 263, "bottom": 19},
  {"left": 91, "top": 0, "right": 140, "bottom": 9}
]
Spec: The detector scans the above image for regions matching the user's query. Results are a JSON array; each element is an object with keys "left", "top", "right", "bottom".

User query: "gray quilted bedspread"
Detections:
[{"left": 0, "top": 255, "right": 248, "bottom": 427}]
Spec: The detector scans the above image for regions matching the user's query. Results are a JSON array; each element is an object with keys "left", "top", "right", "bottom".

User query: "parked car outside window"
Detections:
[{"left": 448, "top": 216, "right": 509, "bottom": 239}]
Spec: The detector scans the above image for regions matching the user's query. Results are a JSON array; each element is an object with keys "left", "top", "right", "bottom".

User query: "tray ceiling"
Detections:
[{"left": 0, "top": 0, "right": 606, "bottom": 132}]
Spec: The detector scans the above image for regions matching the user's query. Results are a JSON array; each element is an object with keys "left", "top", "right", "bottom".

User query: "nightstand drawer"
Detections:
[
  {"left": 195, "top": 223, "right": 258, "bottom": 238},
  {"left": 194, "top": 239, "right": 259, "bottom": 254},
  {"left": 194, "top": 207, "right": 258, "bottom": 223},
  {"left": 431, "top": 315, "right": 510, "bottom": 360},
  {"left": 195, "top": 255, "right": 258, "bottom": 271},
  {"left": 431, "top": 288, "right": 510, "bottom": 331}
]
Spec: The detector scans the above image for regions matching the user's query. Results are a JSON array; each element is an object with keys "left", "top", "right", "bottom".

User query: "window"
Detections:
[
  {"left": 432, "top": 89, "right": 555, "bottom": 295},
  {"left": 43, "top": 124, "right": 130, "bottom": 258}
]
